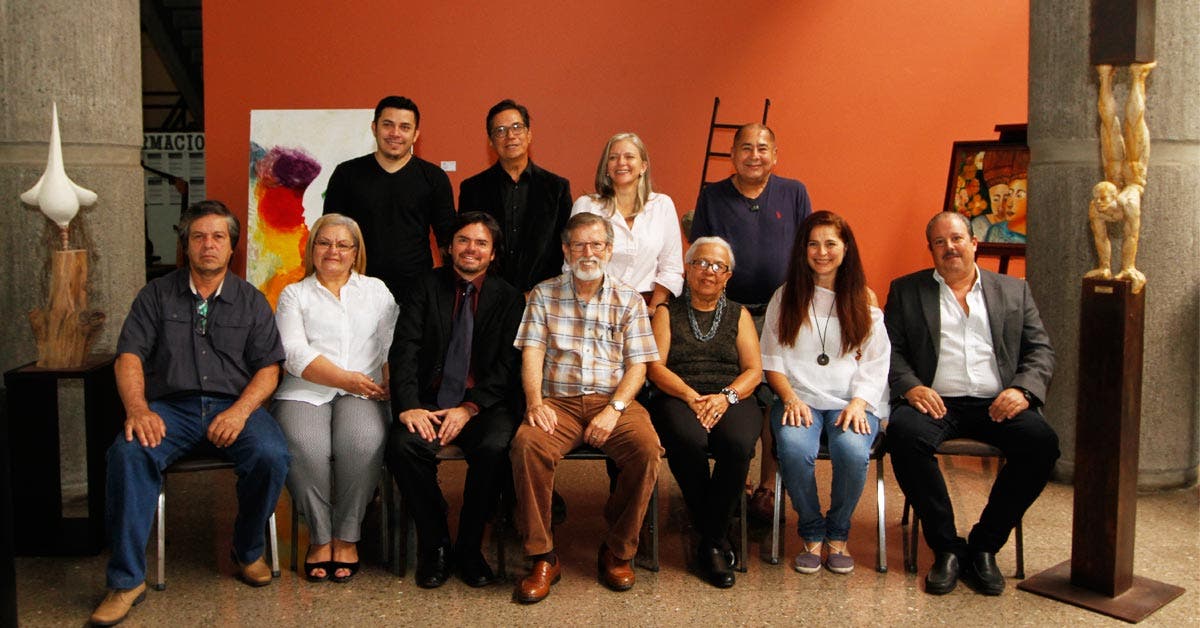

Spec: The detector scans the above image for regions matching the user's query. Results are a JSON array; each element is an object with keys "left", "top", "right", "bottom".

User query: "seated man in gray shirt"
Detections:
[{"left": 90, "top": 201, "right": 290, "bottom": 626}]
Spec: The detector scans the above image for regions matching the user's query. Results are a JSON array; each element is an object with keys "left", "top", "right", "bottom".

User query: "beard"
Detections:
[{"left": 570, "top": 256, "right": 606, "bottom": 281}]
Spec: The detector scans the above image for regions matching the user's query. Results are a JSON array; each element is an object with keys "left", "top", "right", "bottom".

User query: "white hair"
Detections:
[{"left": 685, "top": 236, "right": 736, "bottom": 271}]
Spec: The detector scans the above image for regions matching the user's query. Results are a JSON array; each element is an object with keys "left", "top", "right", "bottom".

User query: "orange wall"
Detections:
[{"left": 204, "top": 1, "right": 1028, "bottom": 294}]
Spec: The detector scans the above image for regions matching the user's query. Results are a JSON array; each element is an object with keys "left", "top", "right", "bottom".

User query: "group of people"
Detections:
[{"left": 89, "top": 95, "right": 1060, "bottom": 625}]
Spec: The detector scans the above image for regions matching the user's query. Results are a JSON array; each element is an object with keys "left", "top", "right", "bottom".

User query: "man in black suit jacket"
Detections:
[
  {"left": 885, "top": 212, "right": 1059, "bottom": 597},
  {"left": 458, "top": 99, "right": 572, "bottom": 294},
  {"left": 386, "top": 212, "right": 524, "bottom": 589}
]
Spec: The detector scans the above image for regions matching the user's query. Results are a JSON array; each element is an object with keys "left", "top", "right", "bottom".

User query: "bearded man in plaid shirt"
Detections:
[{"left": 508, "top": 211, "right": 663, "bottom": 603}]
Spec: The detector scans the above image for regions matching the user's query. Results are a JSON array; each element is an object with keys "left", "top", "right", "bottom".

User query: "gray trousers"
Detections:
[{"left": 273, "top": 396, "right": 389, "bottom": 544}]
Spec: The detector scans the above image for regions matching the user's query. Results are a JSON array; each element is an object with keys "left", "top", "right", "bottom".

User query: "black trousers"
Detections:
[
  {"left": 887, "top": 396, "right": 1059, "bottom": 555},
  {"left": 385, "top": 405, "right": 517, "bottom": 555},
  {"left": 651, "top": 395, "right": 760, "bottom": 547}
]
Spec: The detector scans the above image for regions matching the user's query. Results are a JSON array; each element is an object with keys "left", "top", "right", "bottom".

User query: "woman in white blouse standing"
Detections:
[
  {"left": 570, "top": 132, "right": 683, "bottom": 308},
  {"left": 273, "top": 213, "right": 399, "bottom": 583},
  {"left": 761, "top": 210, "right": 890, "bottom": 576}
]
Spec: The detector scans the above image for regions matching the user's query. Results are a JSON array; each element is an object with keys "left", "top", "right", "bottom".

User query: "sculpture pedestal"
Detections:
[
  {"left": 28, "top": 249, "right": 105, "bottom": 368},
  {"left": 1018, "top": 279, "right": 1184, "bottom": 622}
]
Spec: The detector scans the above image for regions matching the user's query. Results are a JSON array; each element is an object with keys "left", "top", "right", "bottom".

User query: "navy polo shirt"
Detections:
[{"left": 115, "top": 268, "right": 284, "bottom": 401}]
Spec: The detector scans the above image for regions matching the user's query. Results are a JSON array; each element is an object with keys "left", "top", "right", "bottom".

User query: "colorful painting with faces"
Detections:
[
  {"left": 945, "top": 143, "right": 1030, "bottom": 244},
  {"left": 247, "top": 109, "right": 373, "bottom": 307}
]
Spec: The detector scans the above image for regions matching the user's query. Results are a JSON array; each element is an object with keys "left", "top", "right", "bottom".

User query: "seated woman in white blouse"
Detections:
[
  {"left": 273, "top": 213, "right": 399, "bottom": 583},
  {"left": 761, "top": 210, "right": 890, "bottom": 576},
  {"left": 570, "top": 132, "right": 683, "bottom": 308}
]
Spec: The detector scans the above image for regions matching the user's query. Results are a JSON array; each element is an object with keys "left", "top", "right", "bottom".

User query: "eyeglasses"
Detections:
[
  {"left": 489, "top": 123, "right": 528, "bottom": 139},
  {"left": 195, "top": 298, "right": 209, "bottom": 336},
  {"left": 567, "top": 240, "right": 610, "bottom": 253},
  {"left": 688, "top": 259, "right": 730, "bottom": 274},
  {"left": 315, "top": 239, "right": 357, "bottom": 252}
]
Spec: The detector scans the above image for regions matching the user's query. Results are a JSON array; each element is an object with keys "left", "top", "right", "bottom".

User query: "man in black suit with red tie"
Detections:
[{"left": 386, "top": 212, "right": 524, "bottom": 588}]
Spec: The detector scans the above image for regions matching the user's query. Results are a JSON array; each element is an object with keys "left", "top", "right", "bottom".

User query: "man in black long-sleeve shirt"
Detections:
[{"left": 323, "top": 95, "right": 455, "bottom": 298}]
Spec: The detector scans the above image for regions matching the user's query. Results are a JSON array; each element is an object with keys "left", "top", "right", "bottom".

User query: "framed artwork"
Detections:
[
  {"left": 943, "top": 140, "right": 1030, "bottom": 255},
  {"left": 247, "top": 109, "right": 374, "bottom": 308}
]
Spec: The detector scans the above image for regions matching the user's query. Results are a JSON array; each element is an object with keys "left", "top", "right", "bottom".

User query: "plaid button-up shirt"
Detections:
[{"left": 515, "top": 273, "right": 659, "bottom": 398}]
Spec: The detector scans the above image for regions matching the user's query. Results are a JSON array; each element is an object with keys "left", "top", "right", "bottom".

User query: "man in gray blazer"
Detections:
[{"left": 884, "top": 211, "right": 1059, "bottom": 597}]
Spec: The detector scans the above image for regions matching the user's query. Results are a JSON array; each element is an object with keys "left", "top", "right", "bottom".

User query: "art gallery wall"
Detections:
[{"left": 202, "top": 0, "right": 1029, "bottom": 292}]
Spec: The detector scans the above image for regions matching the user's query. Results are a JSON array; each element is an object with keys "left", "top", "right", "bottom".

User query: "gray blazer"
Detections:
[{"left": 883, "top": 268, "right": 1054, "bottom": 405}]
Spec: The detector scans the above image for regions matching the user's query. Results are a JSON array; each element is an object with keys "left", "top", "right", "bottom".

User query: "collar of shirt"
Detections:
[
  {"left": 567, "top": 272, "right": 614, "bottom": 305},
  {"left": 452, "top": 271, "right": 486, "bottom": 315},
  {"left": 185, "top": 272, "right": 226, "bottom": 301},
  {"left": 931, "top": 264, "right": 982, "bottom": 294}
]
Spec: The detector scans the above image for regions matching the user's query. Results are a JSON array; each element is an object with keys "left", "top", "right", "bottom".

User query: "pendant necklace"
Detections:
[
  {"left": 812, "top": 295, "right": 836, "bottom": 366},
  {"left": 687, "top": 288, "right": 726, "bottom": 342}
]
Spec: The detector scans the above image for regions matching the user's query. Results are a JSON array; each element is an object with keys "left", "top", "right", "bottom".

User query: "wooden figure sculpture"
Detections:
[
  {"left": 19, "top": 103, "right": 105, "bottom": 367},
  {"left": 1085, "top": 62, "right": 1155, "bottom": 293}
]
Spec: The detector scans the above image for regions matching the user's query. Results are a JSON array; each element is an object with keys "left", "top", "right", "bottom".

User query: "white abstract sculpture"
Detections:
[
  {"left": 20, "top": 102, "right": 97, "bottom": 249},
  {"left": 18, "top": 102, "right": 105, "bottom": 367}
]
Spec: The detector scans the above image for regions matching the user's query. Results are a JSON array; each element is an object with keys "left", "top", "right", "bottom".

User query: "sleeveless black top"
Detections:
[{"left": 663, "top": 296, "right": 745, "bottom": 394}]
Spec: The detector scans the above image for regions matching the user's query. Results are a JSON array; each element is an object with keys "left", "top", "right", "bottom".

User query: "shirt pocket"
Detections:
[
  {"left": 162, "top": 302, "right": 193, "bottom": 348},
  {"left": 210, "top": 310, "right": 251, "bottom": 362}
]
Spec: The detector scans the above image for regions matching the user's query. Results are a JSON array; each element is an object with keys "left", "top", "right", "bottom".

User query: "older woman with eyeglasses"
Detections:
[
  {"left": 569, "top": 132, "right": 683, "bottom": 307},
  {"left": 646, "top": 237, "right": 762, "bottom": 588},
  {"left": 273, "top": 213, "right": 399, "bottom": 583}
]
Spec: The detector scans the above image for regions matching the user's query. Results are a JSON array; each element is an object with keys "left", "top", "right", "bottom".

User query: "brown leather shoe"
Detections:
[
  {"left": 232, "top": 553, "right": 273, "bottom": 587},
  {"left": 598, "top": 544, "right": 635, "bottom": 591},
  {"left": 516, "top": 559, "right": 561, "bottom": 603},
  {"left": 89, "top": 582, "right": 147, "bottom": 626}
]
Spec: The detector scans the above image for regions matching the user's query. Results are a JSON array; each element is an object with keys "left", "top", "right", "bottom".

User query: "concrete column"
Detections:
[
  {"left": 0, "top": 4, "right": 144, "bottom": 486},
  {"left": 1028, "top": 0, "right": 1199, "bottom": 489}
]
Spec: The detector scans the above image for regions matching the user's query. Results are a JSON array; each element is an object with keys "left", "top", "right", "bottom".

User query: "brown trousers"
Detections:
[{"left": 509, "top": 394, "right": 663, "bottom": 560}]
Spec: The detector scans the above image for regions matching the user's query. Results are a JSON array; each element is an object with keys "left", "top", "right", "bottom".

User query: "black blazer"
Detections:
[
  {"left": 458, "top": 160, "right": 572, "bottom": 293},
  {"left": 389, "top": 266, "right": 524, "bottom": 412},
  {"left": 883, "top": 268, "right": 1055, "bottom": 405}
]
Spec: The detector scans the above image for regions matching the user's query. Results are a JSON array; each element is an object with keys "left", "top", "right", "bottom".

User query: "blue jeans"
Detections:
[
  {"left": 104, "top": 395, "right": 290, "bottom": 589},
  {"left": 771, "top": 401, "right": 879, "bottom": 543}
]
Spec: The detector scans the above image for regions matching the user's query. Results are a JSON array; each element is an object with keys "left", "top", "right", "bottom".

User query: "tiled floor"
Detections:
[{"left": 14, "top": 454, "right": 1200, "bottom": 626}]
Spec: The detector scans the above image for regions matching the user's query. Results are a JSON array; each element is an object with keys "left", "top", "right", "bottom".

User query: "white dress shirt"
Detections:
[
  {"left": 929, "top": 266, "right": 1003, "bottom": 397},
  {"left": 760, "top": 286, "right": 891, "bottom": 417},
  {"left": 274, "top": 272, "right": 399, "bottom": 405},
  {"left": 570, "top": 193, "right": 684, "bottom": 296}
]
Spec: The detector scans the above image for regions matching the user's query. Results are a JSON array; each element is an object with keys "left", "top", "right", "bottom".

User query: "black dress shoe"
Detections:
[
  {"left": 458, "top": 551, "right": 496, "bottom": 588},
  {"left": 965, "top": 551, "right": 1005, "bottom": 595},
  {"left": 416, "top": 545, "right": 453, "bottom": 589},
  {"left": 698, "top": 545, "right": 735, "bottom": 589},
  {"left": 925, "top": 552, "right": 960, "bottom": 595}
]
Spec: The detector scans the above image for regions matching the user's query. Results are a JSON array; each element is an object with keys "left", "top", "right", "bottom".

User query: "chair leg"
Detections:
[
  {"left": 394, "top": 491, "right": 408, "bottom": 577},
  {"left": 379, "top": 474, "right": 391, "bottom": 566},
  {"left": 1014, "top": 518, "right": 1025, "bottom": 579},
  {"left": 635, "top": 482, "right": 660, "bottom": 572},
  {"left": 735, "top": 488, "right": 748, "bottom": 573},
  {"left": 493, "top": 517, "right": 507, "bottom": 581},
  {"left": 289, "top": 495, "right": 299, "bottom": 573},
  {"left": 901, "top": 498, "right": 918, "bottom": 573},
  {"left": 154, "top": 488, "right": 166, "bottom": 591},
  {"left": 875, "top": 456, "right": 887, "bottom": 573},
  {"left": 768, "top": 469, "right": 783, "bottom": 565},
  {"left": 266, "top": 512, "right": 280, "bottom": 577}
]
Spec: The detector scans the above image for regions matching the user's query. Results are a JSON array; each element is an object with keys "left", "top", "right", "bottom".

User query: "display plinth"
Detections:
[
  {"left": 1018, "top": 279, "right": 1184, "bottom": 622},
  {"left": 3, "top": 354, "right": 121, "bottom": 555}
]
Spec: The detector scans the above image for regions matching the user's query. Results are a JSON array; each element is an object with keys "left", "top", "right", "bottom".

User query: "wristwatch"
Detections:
[
  {"left": 721, "top": 387, "right": 740, "bottom": 405},
  {"left": 609, "top": 400, "right": 627, "bottom": 412}
]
